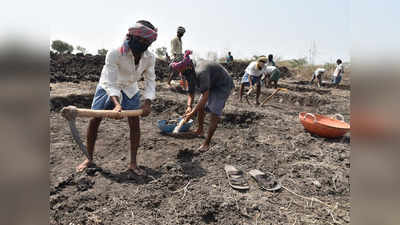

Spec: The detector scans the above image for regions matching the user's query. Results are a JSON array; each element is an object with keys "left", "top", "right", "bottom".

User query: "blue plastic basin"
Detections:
[{"left": 157, "top": 119, "right": 194, "bottom": 133}]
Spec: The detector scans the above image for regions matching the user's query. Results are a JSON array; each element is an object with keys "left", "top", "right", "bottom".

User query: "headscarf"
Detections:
[
  {"left": 170, "top": 50, "right": 193, "bottom": 72},
  {"left": 120, "top": 22, "right": 158, "bottom": 55},
  {"left": 257, "top": 56, "right": 268, "bottom": 63}
]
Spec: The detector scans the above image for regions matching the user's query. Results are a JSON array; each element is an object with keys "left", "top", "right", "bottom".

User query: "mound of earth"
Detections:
[{"left": 50, "top": 52, "right": 292, "bottom": 83}]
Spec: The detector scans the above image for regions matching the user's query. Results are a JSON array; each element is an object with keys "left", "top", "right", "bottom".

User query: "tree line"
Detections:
[
  {"left": 51, "top": 40, "right": 346, "bottom": 69},
  {"left": 51, "top": 40, "right": 108, "bottom": 56}
]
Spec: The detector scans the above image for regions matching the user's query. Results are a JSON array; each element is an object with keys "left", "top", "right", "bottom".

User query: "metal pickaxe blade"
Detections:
[
  {"left": 61, "top": 105, "right": 143, "bottom": 159},
  {"left": 67, "top": 118, "right": 89, "bottom": 158}
]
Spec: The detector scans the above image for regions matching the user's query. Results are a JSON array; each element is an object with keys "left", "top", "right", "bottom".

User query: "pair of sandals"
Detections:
[{"left": 224, "top": 165, "right": 281, "bottom": 191}]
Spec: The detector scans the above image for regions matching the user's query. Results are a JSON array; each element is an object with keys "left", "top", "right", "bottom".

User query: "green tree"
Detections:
[
  {"left": 98, "top": 48, "right": 108, "bottom": 56},
  {"left": 51, "top": 40, "right": 74, "bottom": 54},
  {"left": 76, "top": 46, "right": 87, "bottom": 54},
  {"left": 155, "top": 47, "right": 167, "bottom": 58}
]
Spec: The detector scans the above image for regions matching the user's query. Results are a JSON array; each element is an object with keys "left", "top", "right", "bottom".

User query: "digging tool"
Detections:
[
  {"left": 260, "top": 88, "right": 288, "bottom": 107},
  {"left": 61, "top": 105, "right": 143, "bottom": 158}
]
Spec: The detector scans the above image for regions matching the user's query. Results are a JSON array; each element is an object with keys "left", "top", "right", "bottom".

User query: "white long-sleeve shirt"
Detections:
[
  {"left": 245, "top": 61, "right": 266, "bottom": 77},
  {"left": 98, "top": 48, "right": 156, "bottom": 101},
  {"left": 266, "top": 65, "right": 278, "bottom": 74},
  {"left": 333, "top": 64, "right": 344, "bottom": 77},
  {"left": 314, "top": 68, "right": 326, "bottom": 76}
]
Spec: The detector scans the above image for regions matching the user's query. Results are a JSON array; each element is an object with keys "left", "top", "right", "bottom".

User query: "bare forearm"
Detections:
[
  {"left": 110, "top": 96, "right": 121, "bottom": 106},
  {"left": 187, "top": 93, "right": 194, "bottom": 107}
]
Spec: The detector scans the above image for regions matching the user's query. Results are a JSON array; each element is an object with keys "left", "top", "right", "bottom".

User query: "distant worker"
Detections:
[
  {"left": 225, "top": 51, "right": 234, "bottom": 71},
  {"left": 267, "top": 54, "right": 276, "bottom": 66},
  {"left": 262, "top": 54, "right": 276, "bottom": 87},
  {"left": 311, "top": 68, "right": 326, "bottom": 87},
  {"left": 265, "top": 65, "right": 281, "bottom": 89},
  {"left": 239, "top": 57, "right": 268, "bottom": 105},
  {"left": 226, "top": 52, "right": 234, "bottom": 63},
  {"left": 332, "top": 59, "right": 344, "bottom": 85},
  {"left": 167, "top": 26, "right": 188, "bottom": 90}
]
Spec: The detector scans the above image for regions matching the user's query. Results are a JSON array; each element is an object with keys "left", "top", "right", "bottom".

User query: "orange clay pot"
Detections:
[{"left": 299, "top": 112, "right": 350, "bottom": 138}]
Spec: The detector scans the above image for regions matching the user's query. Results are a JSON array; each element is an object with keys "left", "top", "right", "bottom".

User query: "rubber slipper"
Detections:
[
  {"left": 224, "top": 165, "right": 250, "bottom": 190},
  {"left": 249, "top": 169, "right": 281, "bottom": 191}
]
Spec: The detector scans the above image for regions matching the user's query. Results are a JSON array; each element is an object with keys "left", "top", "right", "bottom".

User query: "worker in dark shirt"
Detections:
[{"left": 170, "top": 50, "right": 234, "bottom": 152}]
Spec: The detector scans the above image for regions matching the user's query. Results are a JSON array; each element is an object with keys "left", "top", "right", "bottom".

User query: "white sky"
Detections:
[{"left": 46, "top": 0, "right": 351, "bottom": 64}]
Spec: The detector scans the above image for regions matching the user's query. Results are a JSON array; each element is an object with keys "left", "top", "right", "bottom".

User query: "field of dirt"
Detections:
[{"left": 49, "top": 55, "right": 350, "bottom": 224}]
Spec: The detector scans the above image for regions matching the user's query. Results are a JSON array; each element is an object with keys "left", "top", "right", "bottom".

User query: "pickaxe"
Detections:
[
  {"left": 60, "top": 105, "right": 143, "bottom": 158},
  {"left": 260, "top": 88, "right": 288, "bottom": 107}
]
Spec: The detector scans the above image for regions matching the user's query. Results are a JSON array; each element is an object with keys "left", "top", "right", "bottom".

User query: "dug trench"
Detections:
[
  {"left": 50, "top": 79, "right": 350, "bottom": 224},
  {"left": 290, "top": 80, "right": 351, "bottom": 91}
]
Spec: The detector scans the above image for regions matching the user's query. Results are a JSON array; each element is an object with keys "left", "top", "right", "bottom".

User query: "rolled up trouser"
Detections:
[{"left": 332, "top": 75, "right": 342, "bottom": 84}]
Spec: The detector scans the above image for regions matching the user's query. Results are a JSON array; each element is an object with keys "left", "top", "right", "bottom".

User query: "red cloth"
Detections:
[
  {"left": 170, "top": 50, "right": 193, "bottom": 72},
  {"left": 120, "top": 23, "right": 158, "bottom": 55}
]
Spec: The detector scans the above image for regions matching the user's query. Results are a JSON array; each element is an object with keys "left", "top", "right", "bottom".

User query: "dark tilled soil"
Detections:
[{"left": 50, "top": 78, "right": 350, "bottom": 224}]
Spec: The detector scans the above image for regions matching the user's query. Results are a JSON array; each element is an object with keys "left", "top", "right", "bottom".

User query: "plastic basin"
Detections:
[
  {"left": 299, "top": 112, "right": 350, "bottom": 138},
  {"left": 157, "top": 119, "right": 194, "bottom": 133}
]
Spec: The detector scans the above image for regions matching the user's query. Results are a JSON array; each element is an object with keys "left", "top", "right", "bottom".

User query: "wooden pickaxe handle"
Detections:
[
  {"left": 61, "top": 105, "right": 143, "bottom": 120},
  {"left": 260, "top": 88, "right": 288, "bottom": 106}
]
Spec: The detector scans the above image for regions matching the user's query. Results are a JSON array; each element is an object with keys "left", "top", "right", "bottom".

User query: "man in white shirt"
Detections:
[
  {"left": 311, "top": 68, "right": 326, "bottom": 87},
  {"left": 239, "top": 57, "right": 267, "bottom": 105},
  {"left": 76, "top": 20, "right": 158, "bottom": 176},
  {"left": 265, "top": 65, "right": 281, "bottom": 89},
  {"left": 332, "top": 59, "right": 344, "bottom": 85},
  {"left": 170, "top": 26, "right": 185, "bottom": 59}
]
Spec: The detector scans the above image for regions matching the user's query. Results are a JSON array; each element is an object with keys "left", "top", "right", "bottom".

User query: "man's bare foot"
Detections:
[
  {"left": 193, "top": 129, "right": 204, "bottom": 137},
  {"left": 76, "top": 159, "right": 93, "bottom": 172},
  {"left": 197, "top": 144, "right": 210, "bottom": 153},
  {"left": 255, "top": 101, "right": 260, "bottom": 105},
  {"left": 129, "top": 165, "right": 145, "bottom": 176}
]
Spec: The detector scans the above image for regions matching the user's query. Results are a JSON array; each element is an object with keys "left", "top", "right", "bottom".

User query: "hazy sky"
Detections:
[{"left": 48, "top": 0, "right": 351, "bottom": 64}]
